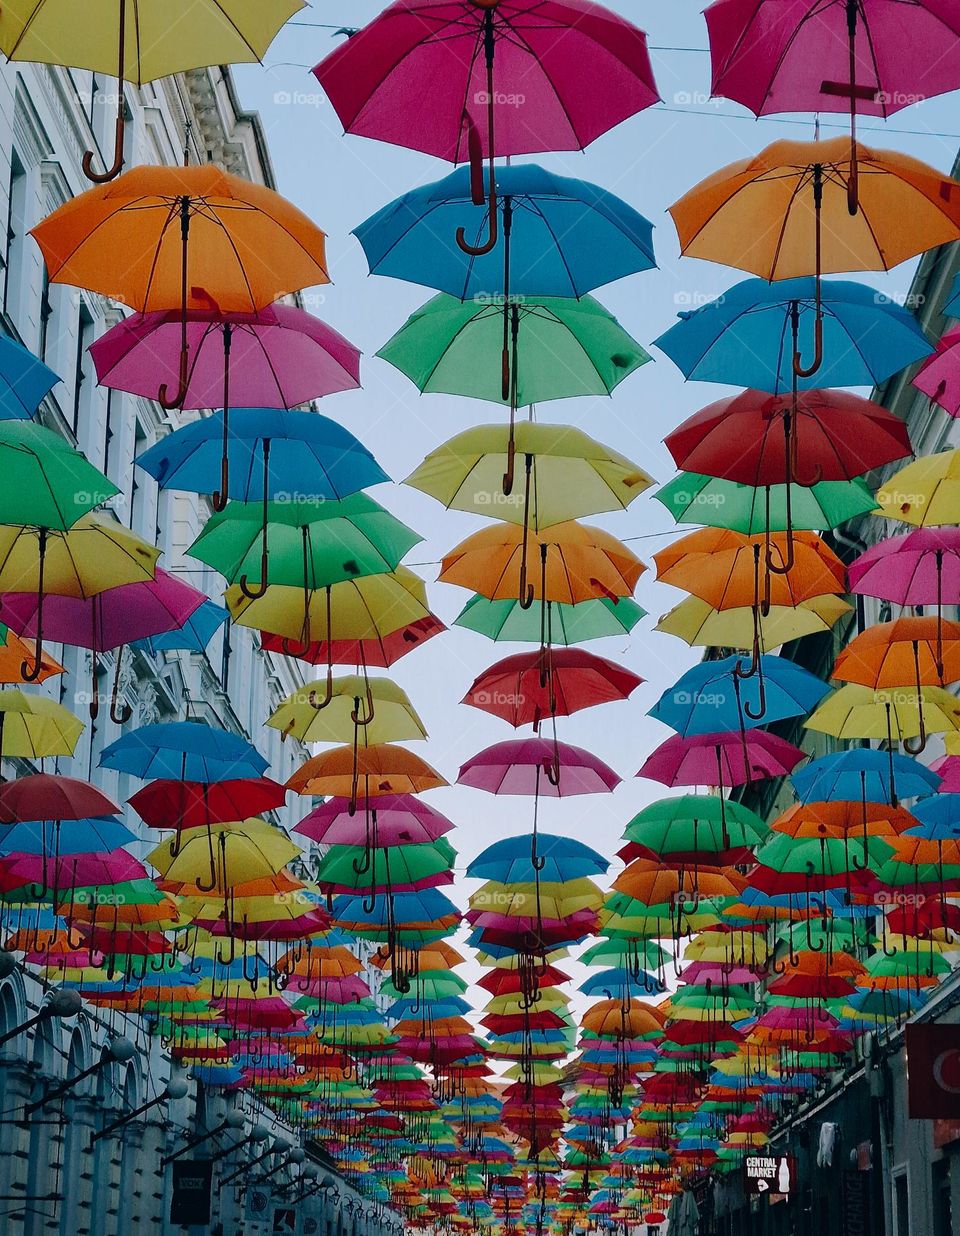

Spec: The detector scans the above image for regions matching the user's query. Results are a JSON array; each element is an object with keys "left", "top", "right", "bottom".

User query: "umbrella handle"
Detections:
[
  {"left": 903, "top": 642, "right": 929, "bottom": 755},
  {"left": 793, "top": 165, "right": 824, "bottom": 376},
  {"left": 239, "top": 520, "right": 270, "bottom": 601},
  {"left": 502, "top": 424, "right": 516, "bottom": 497},
  {"left": 109, "top": 646, "right": 132, "bottom": 724},
  {"left": 456, "top": 22, "right": 499, "bottom": 257},
  {"left": 158, "top": 344, "right": 190, "bottom": 410},
  {"left": 21, "top": 528, "right": 48, "bottom": 683},
  {"left": 351, "top": 685, "right": 376, "bottom": 727},
  {"left": 83, "top": 111, "right": 126, "bottom": 184},
  {"left": 158, "top": 196, "right": 192, "bottom": 409},
  {"left": 83, "top": 10, "right": 127, "bottom": 183},
  {"left": 742, "top": 660, "right": 767, "bottom": 722},
  {"left": 211, "top": 328, "right": 235, "bottom": 511},
  {"left": 793, "top": 306, "right": 824, "bottom": 379},
  {"left": 309, "top": 676, "right": 333, "bottom": 712},
  {"left": 517, "top": 456, "right": 536, "bottom": 609}
]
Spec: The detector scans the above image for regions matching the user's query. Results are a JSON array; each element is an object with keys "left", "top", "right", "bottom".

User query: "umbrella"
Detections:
[
  {"left": 288, "top": 744, "right": 447, "bottom": 801},
  {"left": 32, "top": 164, "right": 329, "bottom": 408},
  {"left": 654, "top": 276, "right": 932, "bottom": 391},
  {"left": 874, "top": 448, "right": 960, "bottom": 526},
  {"left": 266, "top": 677, "right": 426, "bottom": 746},
  {"left": 463, "top": 650, "right": 642, "bottom": 728},
  {"left": 1, "top": 567, "right": 207, "bottom": 720},
  {"left": 130, "top": 599, "right": 229, "bottom": 656},
  {"left": 100, "top": 722, "right": 268, "bottom": 782},
  {"left": 706, "top": 0, "right": 960, "bottom": 210},
  {"left": 0, "top": 691, "right": 83, "bottom": 759},
  {"left": 656, "top": 594, "right": 850, "bottom": 653},
  {"left": 258, "top": 614, "right": 445, "bottom": 671},
  {"left": 912, "top": 326, "right": 960, "bottom": 416},
  {"left": 458, "top": 738, "right": 620, "bottom": 797},
  {"left": 655, "top": 473, "right": 877, "bottom": 535},
  {"left": 669, "top": 136, "right": 960, "bottom": 376},
  {"left": 295, "top": 794, "right": 454, "bottom": 849},
  {"left": 637, "top": 731, "right": 806, "bottom": 793},
  {"left": 791, "top": 750, "right": 939, "bottom": 809},
  {"left": 129, "top": 777, "right": 287, "bottom": 831},
  {"left": 0, "top": 419, "right": 118, "bottom": 528},
  {"left": 313, "top": 0, "right": 658, "bottom": 252},
  {"left": 0, "top": 626, "right": 63, "bottom": 684},
  {"left": 0, "top": 335, "right": 59, "bottom": 419},
  {"left": 356, "top": 163, "right": 654, "bottom": 299},
  {"left": 454, "top": 594, "right": 646, "bottom": 645},
  {"left": 96, "top": 309, "right": 361, "bottom": 508},
  {"left": 188, "top": 492, "right": 420, "bottom": 606},
  {"left": 0, "top": 773, "right": 119, "bottom": 823},
  {"left": 0, "top": 514, "right": 159, "bottom": 681},
  {"left": 0, "top": 2, "right": 303, "bottom": 181}
]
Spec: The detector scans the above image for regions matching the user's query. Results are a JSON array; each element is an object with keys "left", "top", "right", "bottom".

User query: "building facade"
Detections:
[{"left": 0, "top": 56, "right": 384, "bottom": 1236}]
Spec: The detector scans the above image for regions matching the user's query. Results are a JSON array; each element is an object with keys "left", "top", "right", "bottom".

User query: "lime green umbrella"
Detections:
[
  {"left": 624, "top": 796, "right": 768, "bottom": 856},
  {"left": 315, "top": 839, "right": 456, "bottom": 891},
  {"left": 378, "top": 292, "right": 649, "bottom": 406},
  {"left": 0, "top": 420, "right": 118, "bottom": 529},
  {"left": 654, "top": 473, "right": 878, "bottom": 533},
  {"left": 187, "top": 493, "right": 420, "bottom": 601},
  {"left": 454, "top": 594, "right": 646, "bottom": 643}
]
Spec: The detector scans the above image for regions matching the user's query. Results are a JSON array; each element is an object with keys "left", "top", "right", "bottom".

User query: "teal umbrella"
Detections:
[{"left": 454, "top": 594, "right": 646, "bottom": 644}]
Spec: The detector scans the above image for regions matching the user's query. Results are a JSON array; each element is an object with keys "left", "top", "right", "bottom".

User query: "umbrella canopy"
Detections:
[
  {"left": 100, "top": 722, "right": 268, "bottom": 782},
  {"left": 454, "top": 594, "right": 646, "bottom": 645},
  {"left": 655, "top": 474, "right": 877, "bottom": 535},
  {"left": 458, "top": 739, "right": 620, "bottom": 796},
  {"left": 0, "top": 691, "right": 83, "bottom": 758},
  {"left": 875, "top": 449, "right": 960, "bottom": 526},
  {"left": 463, "top": 650, "right": 642, "bottom": 727}
]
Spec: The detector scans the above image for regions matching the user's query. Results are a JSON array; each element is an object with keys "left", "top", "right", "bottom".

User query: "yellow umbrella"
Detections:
[
  {"left": 874, "top": 449, "right": 960, "bottom": 527},
  {"left": 0, "top": 690, "right": 83, "bottom": 757},
  {"left": 655, "top": 594, "right": 850, "bottom": 651},
  {"left": 468, "top": 878, "right": 604, "bottom": 921},
  {"left": 266, "top": 675, "right": 426, "bottom": 745},
  {"left": 0, "top": 1, "right": 305, "bottom": 182},
  {"left": 148, "top": 819, "right": 299, "bottom": 890},
  {"left": 806, "top": 683, "right": 960, "bottom": 746}
]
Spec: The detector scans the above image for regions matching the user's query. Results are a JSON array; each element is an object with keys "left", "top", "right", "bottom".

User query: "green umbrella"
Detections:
[
  {"left": 624, "top": 795, "right": 768, "bottom": 856},
  {"left": 315, "top": 839, "right": 456, "bottom": 892},
  {"left": 187, "top": 493, "right": 421, "bottom": 602},
  {"left": 654, "top": 472, "right": 878, "bottom": 534},
  {"left": 378, "top": 292, "right": 649, "bottom": 406},
  {"left": 0, "top": 420, "right": 118, "bottom": 529},
  {"left": 454, "top": 593, "right": 646, "bottom": 644}
]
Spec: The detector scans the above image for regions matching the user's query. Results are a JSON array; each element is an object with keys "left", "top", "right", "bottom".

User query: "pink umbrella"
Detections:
[
  {"left": 849, "top": 527, "right": 960, "bottom": 672},
  {"left": 706, "top": 0, "right": 960, "bottom": 210},
  {"left": 930, "top": 754, "right": 960, "bottom": 793},
  {"left": 294, "top": 794, "right": 454, "bottom": 847},
  {"left": 90, "top": 304, "right": 361, "bottom": 509},
  {"left": 1, "top": 849, "right": 147, "bottom": 893},
  {"left": 913, "top": 327, "right": 960, "bottom": 416},
  {"left": 458, "top": 737, "right": 621, "bottom": 796},
  {"left": 678, "top": 962, "right": 765, "bottom": 986},
  {"left": 313, "top": 0, "right": 658, "bottom": 253},
  {"left": 1, "top": 568, "right": 207, "bottom": 723},
  {"left": 637, "top": 731, "right": 805, "bottom": 790}
]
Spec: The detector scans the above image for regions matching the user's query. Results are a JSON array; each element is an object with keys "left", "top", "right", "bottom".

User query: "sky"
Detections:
[{"left": 229, "top": 1, "right": 960, "bottom": 1005}]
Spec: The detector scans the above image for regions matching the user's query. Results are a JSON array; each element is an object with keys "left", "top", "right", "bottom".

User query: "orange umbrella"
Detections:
[
  {"left": 833, "top": 617, "right": 960, "bottom": 753},
  {"left": 287, "top": 744, "right": 448, "bottom": 799},
  {"left": 440, "top": 520, "right": 645, "bottom": 606},
  {"left": 613, "top": 861, "right": 746, "bottom": 905},
  {"left": 581, "top": 998, "right": 664, "bottom": 1039},
  {"left": 0, "top": 628, "right": 62, "bottom": 684},
  {"left": 669, "top": 136, "right": 960, "bottom": 375},
  {"left": 771, "top": 800, "right": 916, "bottom": 841},
  {"left": 32, "top": 164, "right": 329, "bottom": 408}
]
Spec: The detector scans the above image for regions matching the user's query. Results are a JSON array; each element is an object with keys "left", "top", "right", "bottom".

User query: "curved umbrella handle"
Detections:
[
  {"left": 211, "top": 328, "right": 235, "bottom": 512},
  {"left": 517, "top": 455, "right": 536, "bottom": 609},
  {"left": 793, "top": 166, "right": 824, "bottom": 376},
  {"left": 194, "top": 828, "right": 222, "bottom": 894},
  {"left": 351, "top": 684, "right": 376, "bottom": 727},
  {"left": 239, "top": 507, "right": 270, "bottom": 600},
  {"left": 793, "top": 311, "right": 824, "bottom": 379},
  {"left": 502, "top": 425, "right": 516, "bottom": 497},
  {"left": 742, "top": 660, "right": 767, "bottom": 722},
  {"left": 456, "top": 24, "right": 499, "bottom": 257},
  {"left": 21, "top": 529, "right": 48, "bottom": 684},
  {"left": 109, "top": 646, "right": 132, "bottom": 724},
  {"left": 158, "top": 343, "right": 190, "bottom": 410},
  {"left": 83, "top": 111, "right": 126, "bottom": 184}
]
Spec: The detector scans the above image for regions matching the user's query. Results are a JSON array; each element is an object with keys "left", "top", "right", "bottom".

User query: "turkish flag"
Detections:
[{"left": 906, "top": 1024, "right": 960, "bottom": 1118}]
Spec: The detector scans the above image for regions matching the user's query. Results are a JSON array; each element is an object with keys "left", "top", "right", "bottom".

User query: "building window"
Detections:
[
  {"left": 3, "top": 151, "right": 26, "bottom": 322},
  {"left": 934, "top": 1160, "right": 951, "bottom": 1236},
  {"left": 72, "top": 300, "right": 94, "bottom": 434},
  {"left": 893, "top": 1169, "right": 910, "bottom": 1236}
]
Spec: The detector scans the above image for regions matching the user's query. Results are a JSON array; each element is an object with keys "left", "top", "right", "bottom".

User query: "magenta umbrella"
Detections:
[
  {"left": 1, "top": 568, "right": 207, "bottom": 723},
  {"left": 90, "top": 304, "right": 361, "bottom": 510},
  {"left": 313, "top": 0, "right": 658, "bottom": 254},
  {"left": 849, "top": 527, "right": 960, "bottom": 673},
  {"left": 913, "top": 327, "right": 960, "bottom": 416},
  {"left": 458, "top": 737, "right": 619, "bottom": 869},
  {"left": 706, "top": 0, "right": 960, "bottom": 211},
  {"left": 637, "top": 731, "right": 805, "bottom": 790},
  {"left": 294, "top": 794, "right": 454, "bottom": 847},
  {"left": 930, "top": 754, "right": 960, "bottom": 794}
]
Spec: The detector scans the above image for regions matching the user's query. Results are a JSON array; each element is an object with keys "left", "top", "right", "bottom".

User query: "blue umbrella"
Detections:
[
  {"left": 0, "top": 817, "right": 134, "bottom": 855},
  {"left": 137, "top": 408, "right": 389, "bottom": 504},
  {"left": 100, "top": 721, "right": 269, "bottom": 782},
  {"left": 386, "top": 996, "right": 471, "bottom": 1021},
  {"left": 791, "top": 749, "right": 940, "bottom": 806},
  {"left": 907, "top": 794, "right": 960, "bottom": 839},
  {"left": 649, "top": 654, "right": 828, "bottom": 736},
  {"left": 654, "top": 277, "right": 932, "bottom": 393},
  {"left": 578, "top": 968, "right": 664, "bottom": 998},
  {"left": 0, "top": 335, "right": 60, "bottom": 419},
  {"left": 355, "top": 164, "right": 655, "bottom": 301},
  {"left": 945, "top": 272, "right": 960, "bottom": 319},
  {"left": 466, "top": 833, "right": 608, "bottom": 884},
  {"left": 130, "top": 598, "right": 229, "bottom": 655}
]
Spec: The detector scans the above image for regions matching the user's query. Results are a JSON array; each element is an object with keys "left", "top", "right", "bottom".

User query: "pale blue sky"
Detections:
[{"left": 230, "top": 2, "right": 960, "bottom": 996}]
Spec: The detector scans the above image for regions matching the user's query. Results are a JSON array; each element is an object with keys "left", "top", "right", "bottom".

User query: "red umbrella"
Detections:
[
  {"left": 129, "top": 777, "right": 287, "bottom": 829},
  {"left": 462, "top": 649, "right": 642, "bottom": 727},
  {"left": 259, "top": 614, "right": 446, "bottom": 669},
  {"left": 0, "top": 774, "right": 120, "bottom": 823}
]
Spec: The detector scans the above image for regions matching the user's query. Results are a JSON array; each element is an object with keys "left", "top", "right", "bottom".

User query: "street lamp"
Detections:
[
  {"left": 0, "top": 987, "right": 81, "bottom": 1049},
  {"left": 159, "top": 1106, "right": 247, "bottom": 1166},
  {"left": 89, "top": 1072, "right": 190, "bottom": 1146},
  {"left": 219, "top": 1137, "right": 304, "bottom": 1189},
  {"left": 205, "top": 1119, "right": 271, "bottom": 1166},
  {"left": 22, "top": 1035, "right": 137, "bottom": 1116}
]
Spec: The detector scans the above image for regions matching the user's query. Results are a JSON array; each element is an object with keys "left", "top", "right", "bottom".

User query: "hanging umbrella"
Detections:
[
  {"left": 806, "top": 683, "right": 960, "bottom": 750},
  {"left": 912, "top": 325, "right": 960, "bottom": 416},
  {"left": 705, "top": 0, "right": 960, "bottom": 211},
  {"left": 0, "top": 773, "right": 119, "bottom": 823},
  {"left": 874, "top": 448, "right": 960, "bottom": 526},
  {"left": 654, "top": 276, "right": 932, "bottom": 391},
  {"left": 463, "top": 650, "right": 642, "bottom": 728},
  {"left": 130, "top": 599, "right": 229, "bottom": 656},
  {"left": 188, "top": 492, "right": 420, "bottom": 605},
  {"left": 1, "top": 567, "right": 207, "bottom": 720},
  {"left": 0, "top": 419, "right": 118, "bottom": 528},
  {"left": 792, "top": 749, "right": 939, "bottom": 809},
  {"left": 295, "top": 794, "right": 454, "bottom": 849},
  {"left": 458, "top": 738, "right": 620, "bottom": 797},
  {"left": 32, "top": 164, "right": 329, "bottom": 408},
  {"left": 266, "top": 677, "right": 426, "bottom": 746},
  {"left": 655, "top": 473, "right": 877, "bottom": 535},
  {"left": 0, "top": 2, "right": 303, "bottom": 181},
  {"left": 0, "top": 691, "right": 83, "bottom": 759},
  {"left": 96, "top": 310, "right": 361, "bottom": 508},
  {"left": 313, "top": 0, "right": 658, "bottom": 253},
  {"left": 0, "top": 514, "right": 159, "bottom": 681},
  {"left": 356, "top": 163, "right": 655, "bottom": 299},
  {"left": 258, "top": 613, "right": 445, "bottom": 670},
  {"left": 100, "top": 722, "right": 268, "bottom": 782},
  {"left": 656, "top": 594, "right": 850, "bottom": 653},
  {"left": 637, "top": 729, "right": 805, "bottom": 793},
  {"left": 0, "top": 626, "right": 63, "bottom": 684},
  {"left": 287, "top": 744, "right": 447, "bottom": 800},
  {"left": 0, "top": 335, "right": 59, "bottom": 420},
  {"left": 454, "top": 594, "right": 646, "bottom": 645},
  {"left": 129, "top": 777, "right": 287, "bottom": 831}
]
